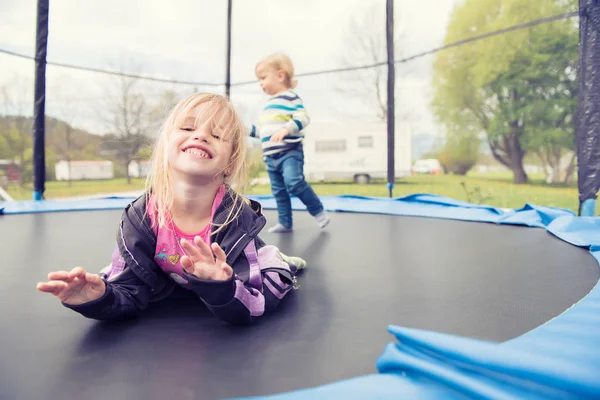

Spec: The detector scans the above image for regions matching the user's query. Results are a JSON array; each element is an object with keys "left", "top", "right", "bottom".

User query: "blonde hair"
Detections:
[
  {"left": 145, "top": 92, "right": 249, "bottom": 234},
  {"left": 256, "top": 53, "right": 297, "bottom": 89}
]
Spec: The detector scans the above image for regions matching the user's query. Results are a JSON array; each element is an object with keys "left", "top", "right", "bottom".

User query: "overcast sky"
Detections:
[{"left": 0, "top": 0, "right": 461, "bottom": 137}]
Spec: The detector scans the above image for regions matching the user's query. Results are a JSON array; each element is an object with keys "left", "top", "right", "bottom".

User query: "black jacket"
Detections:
[{"left": 65, "top": 190, "right": 295, "bottom": 325}]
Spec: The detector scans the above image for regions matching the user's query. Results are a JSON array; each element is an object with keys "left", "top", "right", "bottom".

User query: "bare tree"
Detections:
[
  {"left": 50, "top": 82, "right": 83, "bottom": 187},
  {"left": 335, "top": 4, "right": 412, "bottom": 122},
  {"left": 147, "top": 89, "right": 180, "bottom": 136},
  {"left": 99, "top": 65, "right": 155, "bottom": 184},
  {"left": 131, "top": 88, "right": 180, "bottom": 178}
]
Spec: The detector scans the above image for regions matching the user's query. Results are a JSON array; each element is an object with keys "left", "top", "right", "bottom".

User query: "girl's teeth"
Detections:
[{"left": 185, "top": 148, "right": 209, "bottom": 158}]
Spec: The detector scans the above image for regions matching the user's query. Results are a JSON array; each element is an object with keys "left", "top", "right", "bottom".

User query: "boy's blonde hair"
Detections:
[
  {"left": 256, "top": 53, "right": 297, "bottom": 89},
  {"left": 145, "top": 92, "right": 249, "bottom": 234}
]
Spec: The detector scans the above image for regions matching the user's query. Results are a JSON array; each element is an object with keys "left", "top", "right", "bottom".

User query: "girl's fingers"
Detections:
[
  {"left": 180, "top": 255, "right": 195, "bottom": 274},
  {"left": 36, "top": 282, "right": 52, "bottom": 293},
  {"left": 68, "top": 266, "right": 87, "bottom": 280},
  {"left": 37, "top": 281, "right": 67, "bottom": 296},
  {"left": 193, "top": 236, "right": 214, "bottom": 260},
  {"left": 220, "top": 262, "right": 233, "bottom": 280},
  {"left": 180, "top": 238, "right": 204, "bottom": 264},
  {"left": 212, "top": 243, "right": 227, "bottom": 264},
  {"left": 180, "top": 238, "right": 230, "bottom": 280},
  {"left": 85, "top": 273, "right": 102, "bottom": 286},
  {"left": 47, "top": 271, "right": 70, "bottom": 281}
]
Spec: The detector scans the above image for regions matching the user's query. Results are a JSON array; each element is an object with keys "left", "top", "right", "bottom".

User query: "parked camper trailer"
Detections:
[
  {"left": 302, "top": 122, "right": 412, "bottom": 184},
  {"left": 55, "top": 160, "right": 114, "bottom": 181}
]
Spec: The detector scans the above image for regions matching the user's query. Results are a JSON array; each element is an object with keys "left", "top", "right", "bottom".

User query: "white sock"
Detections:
[
  {"left": 314, "top": 210, "right": 331, "bottom": 229},
  {"left": 268, "top": 223, "right": 293, "bottom": 233}
]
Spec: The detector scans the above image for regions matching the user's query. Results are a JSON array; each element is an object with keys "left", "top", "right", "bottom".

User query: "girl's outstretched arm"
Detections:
[
  {"left": 38, "top": 248, "right": 154, "bottom": 320},
  {"left": 37, "top": 267, "right": 106, "bottom": 305}
]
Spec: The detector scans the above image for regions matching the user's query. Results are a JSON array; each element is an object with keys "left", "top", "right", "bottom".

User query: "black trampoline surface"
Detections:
[{"left": 1, "top": 209, "right": 598, "bottom": 400}]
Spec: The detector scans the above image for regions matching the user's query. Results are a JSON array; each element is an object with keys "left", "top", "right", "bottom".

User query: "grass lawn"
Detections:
[
  {"left": 6, "top": 178, "right": 147, "bottom": 201},
  {"left": 5, "top": 171, "right": 592, "bottom": 215},
  {"left": 248, "top": 173, "right": 584, "bottom": 213}
]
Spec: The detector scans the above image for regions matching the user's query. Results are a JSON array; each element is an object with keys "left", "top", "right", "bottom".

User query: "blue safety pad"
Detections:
[
  {"left": 0, "top": 194, "right": 576, "bottom": 227},
  {"left": 235, "top": 374, "right": 453, "bottom": 400},
  {"left": 0, "top": 197, "right": 134, "bottom": 214},
  {"left": 252, "top": 194, "right": 576, "bottom": 228}
]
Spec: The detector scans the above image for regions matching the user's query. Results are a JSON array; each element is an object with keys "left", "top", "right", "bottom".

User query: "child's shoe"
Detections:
[
  {"left": 268, "top": 223, "right": 292, "bottom": 233},
  {"left": 281, "top": 253, "right": 307, "bottom": 271},
  {"left": 314, "top": 210, "right": 331, "bottom": 229}
]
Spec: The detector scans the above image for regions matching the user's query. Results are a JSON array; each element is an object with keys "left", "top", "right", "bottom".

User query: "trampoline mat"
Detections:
[{"left": 0, "top": 209, "right": 598, "bottom": 400}]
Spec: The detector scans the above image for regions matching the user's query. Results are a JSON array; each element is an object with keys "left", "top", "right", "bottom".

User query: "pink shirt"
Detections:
[{"left": 147, "top": 185, "right": 226, "bottom": 288}]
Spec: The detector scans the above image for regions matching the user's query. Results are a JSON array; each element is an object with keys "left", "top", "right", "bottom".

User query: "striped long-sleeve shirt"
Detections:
[{"left": 249, "top": 90, "right": 310, "bottom": 157}]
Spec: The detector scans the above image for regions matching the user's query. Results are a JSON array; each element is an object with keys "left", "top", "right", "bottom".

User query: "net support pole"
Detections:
[
  {"left": 32, "top": 0, "right": 49, "bottom": 201},
  {"left": 577, "top": 0, "right": 600, "bottom": 216},
  {"left": 225, "top": 0, "right": 233, "bottom": 97},
  {"left": 386, "top": 0, "right": 395, "bottom": 198}
]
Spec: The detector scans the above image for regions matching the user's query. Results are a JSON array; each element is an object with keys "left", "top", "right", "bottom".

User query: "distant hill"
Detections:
[{"left": 0, "top": 115, "right": 104, "bottom": 162}]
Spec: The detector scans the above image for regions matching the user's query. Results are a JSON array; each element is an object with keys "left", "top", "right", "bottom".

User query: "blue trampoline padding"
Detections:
[
  {"left": 235, "top": 374, "right": 453, "bottom": 400},
  {"left": 0, "top": 194, "right": 576, "bottom": 228},
  {"left": 0, "top": 197, "right": 134, "bottom": 214},
  {"left": 3, "top": 194, "right": 600, "bottom": 399},
  {"left": 375, "top": 324, "right": 600, "bottom": 399},
  {"left": 251, "top": 194, "right": 576, "bottom": 228}
]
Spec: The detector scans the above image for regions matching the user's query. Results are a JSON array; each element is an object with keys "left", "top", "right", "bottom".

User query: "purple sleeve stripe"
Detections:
[
  {"left": 265, "top": 271, "right": 291, "bottom": 290},
  {"left": 264, "top": 272, "right": 292, "bottom": 299},
  {"left": 243, "top": 240, "right": 262, "bottom": 290},
  {"left": 234, "top": 280, "right": 265, "bottom": 317},
  {"left": 103, "top": 247, "right": 126, "bottom": 280},
  {"left": 264, "top": 279, "right": 289, "bottom": 300}
]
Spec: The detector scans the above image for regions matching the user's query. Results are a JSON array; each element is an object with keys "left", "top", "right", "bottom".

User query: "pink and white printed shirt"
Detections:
[{"left": 147, "top": 185, "right": 226, "bottom": 288}]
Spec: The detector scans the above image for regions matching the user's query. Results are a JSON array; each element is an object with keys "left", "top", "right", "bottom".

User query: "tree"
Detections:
[
  {"left": 520, "top": 33, "right": 578, "bottom": 184},
  {"left": 99, "top": 68, "right": 155, "bottom": 184},
  {"left": 21, "top": 145, "right": 56, "bottom": 183},
  {"left": 438, "top": 133, "right": 481, "bottom": 176},
  {"left": 51, "top": 91, "right": 82, "bottom": 186},
  {"left": 0, "top": 135, "right": 10, "bottom": 159},
  {"left": 432, "top": 0, "right": 578, "bottom": 184},
  {"left": 336, "top": 3, "right": 412, "bottom": 122},
  {"left": 1, "top": 76, "right": 33, "bottom": 185},
  {"left": 148, "top": 89, "right": 180, "bottom": 133}
]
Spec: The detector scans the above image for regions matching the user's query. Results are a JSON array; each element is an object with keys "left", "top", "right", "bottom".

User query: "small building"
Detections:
[
  {"left": 0, "top": 160, "right": 21, "bottom": 184},
  {"left": 55, "top": 160, "right": 114, "bottom": 181}
]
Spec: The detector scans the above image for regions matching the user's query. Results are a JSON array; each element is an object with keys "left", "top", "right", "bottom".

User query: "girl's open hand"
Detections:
[
  {"left": 37, "top": 267, "right": 106, "bottom": 305},
  {"left": 180, "top": 237, "right": 233, "bottom": 281}
]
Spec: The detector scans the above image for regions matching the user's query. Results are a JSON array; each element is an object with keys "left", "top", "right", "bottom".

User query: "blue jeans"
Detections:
[{"left": 265, "top": 149, "right": 324, "bottom": 228}]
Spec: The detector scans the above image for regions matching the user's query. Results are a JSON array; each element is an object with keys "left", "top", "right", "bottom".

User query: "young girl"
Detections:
[
  {"left": 37, "top": 93, "right": 306, "bottom": 325},
  {"left": 249, "top": 53, "right": 330, "bottom": 233}
]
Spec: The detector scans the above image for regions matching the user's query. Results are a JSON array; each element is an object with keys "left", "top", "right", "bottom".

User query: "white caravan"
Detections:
[{"left": 302, "top": 121, "right": 412, "bottom": 184}]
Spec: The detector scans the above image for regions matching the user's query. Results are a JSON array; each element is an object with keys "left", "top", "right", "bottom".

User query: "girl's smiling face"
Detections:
[{"left": 168, "top": 104, "right": 233, "bottom": 182}]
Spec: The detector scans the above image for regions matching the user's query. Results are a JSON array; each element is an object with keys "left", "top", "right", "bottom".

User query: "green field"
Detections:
[
  {"left": 4, "top": 172, "right": 594, "bottom": 214},
  {"left": 6, "top": 178, "right": 147, "bottom": 200}
]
